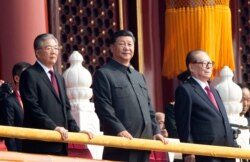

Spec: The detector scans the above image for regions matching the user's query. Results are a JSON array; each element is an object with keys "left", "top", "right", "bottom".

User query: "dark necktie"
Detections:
[
  {"left": 49, "top": 70, "right": 59, "bottom": 96},
  {"left": 205, "top": 86, "right": 219, "bottom": 110}
]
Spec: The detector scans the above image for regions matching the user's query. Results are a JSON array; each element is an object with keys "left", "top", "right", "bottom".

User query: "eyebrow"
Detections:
[{"left": 195, "top": 60, "right": 212, "bottom": 62}]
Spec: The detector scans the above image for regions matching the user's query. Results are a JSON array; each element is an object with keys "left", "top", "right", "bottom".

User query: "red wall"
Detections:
[
  {"left": 0, "top": 0, "right": 48, "bottom": 83},
  {"left": 141, "top": 0, "right": 177, "bottom": 112}
]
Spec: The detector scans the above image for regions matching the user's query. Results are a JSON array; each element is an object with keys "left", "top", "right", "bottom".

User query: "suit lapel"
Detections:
[
  {"left": 34, "top": 62, "right": 61, "bottom": 102},
  {"left": 189, "top": 78, "right": 221, "bottom": 115},
  {"left": 54, "top": 71, "right": 64, "bottom": 102},
  {"left": 210, "top": 87, "right": 228, "bottom": 117}
]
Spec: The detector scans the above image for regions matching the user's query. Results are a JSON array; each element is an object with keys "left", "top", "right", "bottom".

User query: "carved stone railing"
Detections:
[
  {"left": 63, "top": 51, "right": 103, "bottom": 159},
  {"left": 215, "top": 66, "right": 250, "bottom": 150}
]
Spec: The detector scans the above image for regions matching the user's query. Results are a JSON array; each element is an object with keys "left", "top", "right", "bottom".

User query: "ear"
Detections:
[
  {"left": 188, "top": 64, "right": 193, "bottom": 72},
  {"left": 35, "top": 50, "right": 40, "bottom": 58},
  {"left": 14, "top": 75, "right": 20, "bottom": 84}
]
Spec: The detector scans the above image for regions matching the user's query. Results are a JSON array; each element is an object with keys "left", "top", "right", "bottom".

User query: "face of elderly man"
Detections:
[
  {"left": 241, "top": 87, "right": 250, "bottom": 114},
  {"left": 155, "top": 112, "right": 168, "bottom": 138},
  {"left": 189, "top": 51, "right": 214, "bottom": 82}
]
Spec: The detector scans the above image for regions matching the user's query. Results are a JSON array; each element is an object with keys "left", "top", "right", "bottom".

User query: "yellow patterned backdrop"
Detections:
[{"left": 162, "top": 0, "right": 235, "bottom": 78}]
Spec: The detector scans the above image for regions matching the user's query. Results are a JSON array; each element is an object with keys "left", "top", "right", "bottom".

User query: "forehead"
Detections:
[
  {"left": 195, "top": 52, "right": 211, "bottom": 61},
  {"left": 42, "top": 38, "right": 58, "bottom": 46},
  {"left": 156, "top": 114, "right": 165, "bottom": 119},
  {"left": 242, "top": 88, "right": 250, "bottom": 97},
  {"left": 115, "top": 36, "right": 134, "bottom": 43}
]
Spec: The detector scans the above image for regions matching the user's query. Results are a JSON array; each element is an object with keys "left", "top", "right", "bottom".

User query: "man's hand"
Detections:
[
  {"left": 161, "top": 128, "right": 168, "bottom": 138},
  {"left": 55, "top": 126, "right": 68, "bottom": 140},
  {"left": 118, "top": 130, "right": 133, "bottom": 139},
  {"left": 184, "top": 154, "right": 195, "bottom": 162},
  {"left": 153, "top": 133, "right": 168, "bottom": 144},
  {"left": 0, "top": 80, "right": 4, "bottom": 86},
  {"left": 80, "top": 130, "right": 94, "bottom": 139}
]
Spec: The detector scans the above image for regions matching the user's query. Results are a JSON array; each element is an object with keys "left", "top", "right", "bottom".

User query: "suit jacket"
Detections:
[
  {"left": 93, "top": 59, "right": 160, "bottom": 162},
  {"left": 1, "top": 92, "right": 23, "bottom": 151},
  {"left": 164, "top": 102, "right": 178, "bottom": 138},
  {"left": 19, "top": 62, "right": 79, "bottom": 155},
  {"left": 175, "top": 77, "right": 235, "bottom": 162}
]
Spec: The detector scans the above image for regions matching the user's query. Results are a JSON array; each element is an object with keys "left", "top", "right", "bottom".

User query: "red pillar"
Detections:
[
  {"left": 0, "top": 0, "right": 48, "bottom": 82},
  {"left": 142, "top": 0, "right": 167, "bottom": 112}
]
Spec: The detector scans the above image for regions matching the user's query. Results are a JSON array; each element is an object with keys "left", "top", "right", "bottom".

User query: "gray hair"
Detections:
[{"left": 33, "top": 33, "right": 58, "bottom": 51}]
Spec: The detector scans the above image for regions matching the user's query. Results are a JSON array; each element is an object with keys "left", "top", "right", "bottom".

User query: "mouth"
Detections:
[
  {"left": 204, "top": 71, "right": 212, "bottom": 74},
  {"left": 50, "top": 56, "right": 57, "bottom": 61},
  {"left": 122, "top": 52, "right": 130, "bottom": 55}
]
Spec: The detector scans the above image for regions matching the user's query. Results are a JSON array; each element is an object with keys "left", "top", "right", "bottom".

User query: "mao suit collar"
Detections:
[{"left": 109, "top": 59, "right": 132, "bottom": 74}]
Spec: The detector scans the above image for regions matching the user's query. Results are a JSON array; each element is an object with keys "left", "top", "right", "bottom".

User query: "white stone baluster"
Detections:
[
  {"left": 63, "top": 51, "right": 103, "bottom": 159},
  {"left": 215, "top": 66, "right": 249, "bottom": 151}
]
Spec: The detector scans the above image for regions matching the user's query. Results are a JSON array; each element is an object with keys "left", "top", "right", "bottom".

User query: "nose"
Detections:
[
  {"left": 122, "top": 44, "right": 130, "bottom": 50},
  {"left": 50, "top": 47, "right": 59, "bottom": 53}
]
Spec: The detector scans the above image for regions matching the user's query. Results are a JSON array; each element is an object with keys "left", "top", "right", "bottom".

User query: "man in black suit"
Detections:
[
  {"left": 1, "top": 62, "right": 31, "bottom": 151},
  {"left": 174, "top": 50, "right": 235, "bottom": 162},
  {"left": 20, "top": 33, "right": 92, "bottom": 155},
  {"left": 164, "top": 71, "right": 190, "bottom": 139},
  {"left": 93, "top": 30, "right": 167, "bottom": 162}
]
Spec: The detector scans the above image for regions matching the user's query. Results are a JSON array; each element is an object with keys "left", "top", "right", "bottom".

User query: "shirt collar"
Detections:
[
  {"left": 191, "top": 76, "right": 208, "bottom": 90},
  {"left": 37, "top": 60, "right": 53, "bottom": 74}
]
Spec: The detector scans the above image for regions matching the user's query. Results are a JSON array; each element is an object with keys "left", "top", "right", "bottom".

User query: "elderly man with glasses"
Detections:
[{"left": 174, "top": 50, "right": 236, "bottom": 162}]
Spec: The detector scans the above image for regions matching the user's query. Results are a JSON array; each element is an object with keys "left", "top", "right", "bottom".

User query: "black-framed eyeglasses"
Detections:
[{"left": 192, "top": 61, "right": 215, "bottom": 68}]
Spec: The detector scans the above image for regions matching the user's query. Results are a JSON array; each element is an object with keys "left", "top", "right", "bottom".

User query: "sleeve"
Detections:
[
  {"left": 2, "top": 98, "right": 15, "bottom": 126},
  {"left": 2, "top": 98, "right": 17, "bottom": 151},
  {"left": 142, "top": 75, "right": 160, "bottom": 135},
  {"left": 165, "top": 103, "right": 179, "bottom": 138},
  {"left": 174, "top": 85, "right": 194, "bottom": 143},
  {"left": 93, "top": 70, "right": 126, "bottom": 134}
]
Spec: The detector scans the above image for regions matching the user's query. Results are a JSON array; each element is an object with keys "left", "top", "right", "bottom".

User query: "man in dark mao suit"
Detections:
[
  {"left": 174, "top": 50, "right": 235, "bottom": 162},
  {"left": 93, "top": 30, "right": 167, "bottom": 162},
  {"left": 20, "top": 33, "right": 92, "bottom": 155}
]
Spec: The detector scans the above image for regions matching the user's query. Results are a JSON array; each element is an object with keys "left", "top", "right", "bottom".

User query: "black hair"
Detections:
[
  {"left": 185, "top": 49, "right": 206, "bottom": 71},
  {"left": 177, "top": 70, "right": 190, "bottom": 82},
  {"left": 110, "top": 30, "right": 136, "bottom": 45},
  {"left": 238, "top": 83, "right": 250, "bottom": 90},
  {"left": 12, "top": 62, "right": 31, "bottom": 78}
]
